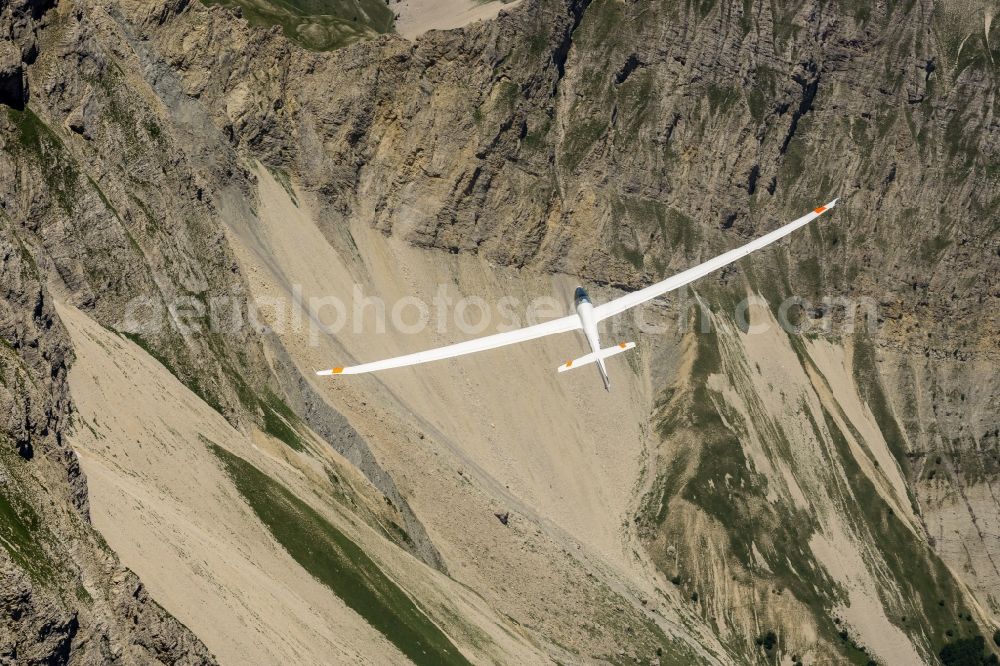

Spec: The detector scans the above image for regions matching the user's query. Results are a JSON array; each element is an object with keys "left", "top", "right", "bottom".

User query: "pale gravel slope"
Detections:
[
  {"left": 394, "top": 0, "right": 521, "bottom": 40},
  {"left": 60, "top": 296, "right": 563, "bottom": 665},
  {"left": 58, "top": 301, "right": 409, "bottom": 666}
]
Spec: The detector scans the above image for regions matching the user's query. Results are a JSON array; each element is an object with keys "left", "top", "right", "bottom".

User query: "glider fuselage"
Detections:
[{"left": 574, "top": 287, "right": 610, "bottom": 390}]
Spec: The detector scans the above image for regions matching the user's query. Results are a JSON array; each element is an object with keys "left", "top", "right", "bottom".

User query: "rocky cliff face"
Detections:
[
  {"left": 0, "top": 1, "right": 217, "bottom": 663},
  {"left": 0, "top": 0, "right": 997, "bottom": 663}
]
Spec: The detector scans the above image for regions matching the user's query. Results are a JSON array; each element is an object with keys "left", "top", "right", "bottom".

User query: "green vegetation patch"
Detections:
[
  {"left": 209, "top": 444, "right": 471, "bottom": 666},
  {"left": 665, "top": 208, "right": 700, "bottom": 254},
  {"left": 644, "top": 294, "right": 979, "bottom": 660},
  {"left": 851, "top": 330, "right": 911, "bottom": 479},
  {"left": 128, "top": 326, "right": 306, "bottom": 453},
  {"left": 796, "top": 256, "right": 823, "bottom": 295},
  {"left": 260, "top": 391, "right": 307, "bottom": 451},
  {"left": 573, "top": 0, "right": 626, "bottom": 48},
  {"left": 671, "top": 321, "right": 826, "bottom": 608},
  {"left": 920, "top": 232, "right": 952, "bottom": 263},
  {"left": 6, "top": 108, "right": 80, "bottom": 213},
  {"left": 206, "top": 339, "right": 308, "bottom": 453},
  {"left": 943, "top": 109, "right": 981, "bottom": 172},
  {"left": 939, "top": 635, "right": 998, "bottom": 665},
  {"left": 203, "top": 0, "right": 394, "bottom": 51},
  {"left": 0, "top": 478, "right": 55, "bottom": 584},
  {"left": 819, "top": 405, "right": 978, "bottom": 657},
  {"left": 561, "top": 118, "right": 608, "bottom": 172},
  {"left": 646, "top": 310, "right": 822, "bottom": 582},
  {"left": 267, "top": 165, "right": 299, "bottom": 206},
  {"left": 953, "top": 31, "right": 998, "bottom": 78},
  {"left": 612, "top": 67, "right": 657, "bottom": 144},
  {"left": 706, "top": 83, "right": 738, "bottom": 115}
]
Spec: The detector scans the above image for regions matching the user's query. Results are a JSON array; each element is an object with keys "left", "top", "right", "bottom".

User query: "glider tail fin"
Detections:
[
  {"left": 597, "top": 356, "right": 611, "bottom": 392},
  {"left": 557, "top": 342, "right": 636, "bottom": 376}
]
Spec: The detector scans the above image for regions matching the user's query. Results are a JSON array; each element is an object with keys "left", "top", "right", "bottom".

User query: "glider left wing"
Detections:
[{"left": 317, "top": 313, "right": 582, "bottom": 376}]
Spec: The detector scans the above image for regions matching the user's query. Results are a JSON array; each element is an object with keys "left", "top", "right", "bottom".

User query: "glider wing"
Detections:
[
  {"left": 593, "top": 199, "right": 839, "bottom": 321},
  {"left": 317, "top": 313, "right": 582, "bottom": 376}
]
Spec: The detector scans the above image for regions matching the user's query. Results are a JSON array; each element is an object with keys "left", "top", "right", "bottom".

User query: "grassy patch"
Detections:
[
  {"left": 819, "top": 405, "right": 974, "bottom": 656},
  {"left": 618, "top": 244, "right": 644, "bottom": 269},
  {"left": 75, "top": 583, "right": 93, "bottom": 603},
  {"left": 771, "top": 5, "right": 802, "bottom": 45},
  {"left": 851, "top": 331, "right": 911, "bottom": 478},
  {"left": 262, "top": 407, "right": 305, "bottom": 451},
  {"left": 203, "top": 334, "right": 307, "bottom": 453},
  {"left": 386, "top": 520, "right": 414, "bottom": 547},
  {"left": 6, "top": 107, "right": 79, "bottom": 212},
  {"left": 641, "top": 298, "right": 972, "bottom": 660},
  {"left": 261, "top": 392, "right": 307, "bottom": 451},
  {"left": 939, "top": 635, "right": 996, "bottom": 665},
  {"left": 943, "top": 109, "right": 981, "bottom": 174},
  {"left": 613, "top": 68, "right": 657, "bottom": 142},
  {"left": 561, "top": 118, "right": 608, "bottom": 172},
  {"left": 746, "top": 86, "right": 765, "bottom": 123},
  {"left": 493, "top": 80, "right": 520, "bottom": 112},
  {"left": 920, "top": 232, "right": 951, "bottom": 263},
  {"left": 954, "top": 32, "right": 995, "bottom": 78},
  {"left": 797, "top": 256, "right": 822, "bottom": 295},
  {"left": 215, "top": 356, "right": 307, "bottom": 452},
  {"left": 267, "top": 165, "right": 299, "bottom": 206},
  {"left": 647, "top": 311, "right": 824, "bottom": 591},
  {"left": 0, "top": 481, "right": 54, "bottom": 584},
  {"left": 665, "top": 208, "right": 700, "bottom": 254},
  {"left": 203, "top": 0, "right": 393, "bottom": 50},
  {"left": 876, "top": 108, "right": 897, "bottom": 138},
  {"left": 521, "top": 115, "right": 552, "bottom": 151},
  {"left": 706, "top": 83, "right": 737, "bottom": 115},
  {"left": 573, "top": 0, "right": 625, "bottom": 47},
  {"left": 209, "top": 444, "right": 471, "bottom": 665}
]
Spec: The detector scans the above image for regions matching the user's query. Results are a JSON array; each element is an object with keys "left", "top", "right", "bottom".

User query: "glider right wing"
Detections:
[{"left": 593, "top": 199, "right": 839, "bottom": 321}]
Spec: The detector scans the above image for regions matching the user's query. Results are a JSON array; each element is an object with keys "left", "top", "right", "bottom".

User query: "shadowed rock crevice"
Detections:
[
  {"left": 552, "top": 0, "right": 595, "bottom": 82},
  {"left": 614, "top": 54, "right": 647, "bottom": 85},
  {"left": 780, "top": 62, "right": 820, "bottom": 155}
]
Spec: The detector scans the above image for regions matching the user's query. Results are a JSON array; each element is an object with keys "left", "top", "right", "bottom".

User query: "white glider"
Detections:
[{"left": 318, "top": 199, "right": 838, "bottom": 390}]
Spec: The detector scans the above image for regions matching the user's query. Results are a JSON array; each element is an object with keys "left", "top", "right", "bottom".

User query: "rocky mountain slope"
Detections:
[{"left": 0, "top": 0, "right": 997, "bottom": 663}]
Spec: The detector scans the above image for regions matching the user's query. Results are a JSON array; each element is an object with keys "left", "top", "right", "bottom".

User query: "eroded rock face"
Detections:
[
  {"left": 0, "top": 3, "right": 215, "bottom": 664},
  {"left": 0, "top": 559, "right": 78, "bottom": 665},
  {"left": 0, "top": 0, "right": 60, "bottom": 109},
  {"left": 0, "top": 0, "right": 996, "bottom": 662}
]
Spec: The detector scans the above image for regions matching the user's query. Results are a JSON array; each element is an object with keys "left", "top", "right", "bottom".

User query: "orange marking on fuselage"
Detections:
[
  {"left": 332, "top": 367, "right": 344, "bottom": 374},
  {"left": 619, "top": 342, "right": 627, "bottom": 349},
  {"left": 814, "top": 206, "right": 827, "bottom": 214}
]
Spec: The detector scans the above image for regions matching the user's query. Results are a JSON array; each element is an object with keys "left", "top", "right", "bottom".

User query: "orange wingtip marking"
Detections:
[
  {"left": 619, "top": 342, "right": 627, "bottom": 349},
  {"left": 332, "top": 367, "right": 344, "bottom": 374},
  {"left": 565, "top": 360, "right": 573, "bottom": 367},
  {"left": 814, "top": 206, "right": 827, "bottom": 214}
]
